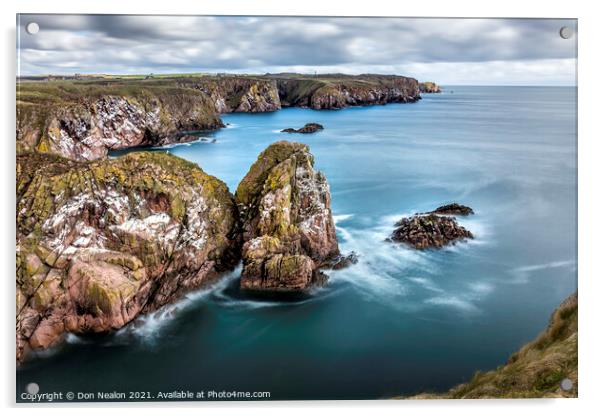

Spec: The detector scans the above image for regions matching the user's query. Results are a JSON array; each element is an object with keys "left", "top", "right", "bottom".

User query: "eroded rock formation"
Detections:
[
  {"left": 389, "top": 214, "right": 474, "bottom": 249},
  {"left": 235, "top": 141, "right": 340, "bottom": 293},
  {"left": 17, "top": 74, "right": 425, "bottom": 161},
  {"left": 16, "top": 152, "right": 240, "bottom": 362},
  {"left": 275, "top": 74, "right": 421, "bottom": 109},
  {"left": 17, "top": 88, "right": 223, "bottom": 161},
  {"left": 419, "top": 82, "right": 442, "bottom": 93}
]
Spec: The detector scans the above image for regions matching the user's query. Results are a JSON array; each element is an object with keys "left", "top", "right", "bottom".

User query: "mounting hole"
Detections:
[
  {"left": 25, "top": 22, "right": 40, "bottom": 35},
  {"left": 559, "top": 26, "right": 573, "bottom": 39},
  {"left": 560, "top": 378, "right": 573, "bottom": 391},
  {"left": 25, "top": 382, "right": 40, "bottom": 394}
]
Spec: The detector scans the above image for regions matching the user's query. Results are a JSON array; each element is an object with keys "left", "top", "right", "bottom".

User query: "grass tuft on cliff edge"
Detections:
[{"left": 408, "top": 293, "right": 577, "bottom": 399}]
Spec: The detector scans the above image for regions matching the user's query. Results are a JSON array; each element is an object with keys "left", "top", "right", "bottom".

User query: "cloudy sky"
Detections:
[{"left": 17, "top": 15, "right": 577, "bottom": 85}]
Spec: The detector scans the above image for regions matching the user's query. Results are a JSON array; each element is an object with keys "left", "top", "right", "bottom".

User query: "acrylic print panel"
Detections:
[{"left": 16, "top": 15, "right": 577, "bottom": 402}]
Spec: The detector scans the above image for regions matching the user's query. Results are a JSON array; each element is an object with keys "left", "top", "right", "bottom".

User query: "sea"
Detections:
[{"left": 17, "top": 86, "right": 577, "bottom": 401}]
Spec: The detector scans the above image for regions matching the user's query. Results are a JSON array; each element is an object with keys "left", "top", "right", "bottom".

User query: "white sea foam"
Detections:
[
  {"left": 330, "top": 211, "right": 497, "bottom": 315},
  {"left": 424, "top": 296, "right": 479, "bottom": 313},
  {"left": 333, "top": 214, "right": 354, "bottom": 224},
  {"left": 407, "top": 276, "right": 444, "bottom": 293},
  {"left": 115, "top": 267, "right": 242, "bottom": 344},
  {"left": 330, "top": 213, "right": 437, "bottom": 306},
  {"left": 510, "top": 259, "right": 576, "bottom": 284}
]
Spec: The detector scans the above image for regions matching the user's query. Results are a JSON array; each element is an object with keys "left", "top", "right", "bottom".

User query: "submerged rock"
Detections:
[
  {"left": 389, "top": 214, "right": 473, "bottom": 249},
  {"left": 429, "top": 203, "right": 474, "bottom": 216},
  {"left": 322, "top": 252, "right": 360, "bottom": 270},
  {"left": 16, "top": 152, "right": 240, "bottom": 362},
  {"left": 281, "top": 123, "right": 324, "bottom": 134},
  {"left": 235, "top": 141, "right": 340, "bottom": 293}
]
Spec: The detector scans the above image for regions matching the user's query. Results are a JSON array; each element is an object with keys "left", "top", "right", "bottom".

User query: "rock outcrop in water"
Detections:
[
  {"left": 281, "top": 123, "right": 324, "bottom": 134},
  {"left": 16, "top": 152, "right": 240, "bottom": 362},
  {"left": 410, "top": 293, "right": 577, "bottom": 399},
  {"left": 389, "top": 214, "right": 474, "bottom": 249},
  {"left": 419, "top": 82, "right": 442, "bottom": 93},
  {"left": 429, "top": 203, "right": 474, "bottom": 216},
  {"left": 235, "top": 141, "right": 340, "bottom": 293}
]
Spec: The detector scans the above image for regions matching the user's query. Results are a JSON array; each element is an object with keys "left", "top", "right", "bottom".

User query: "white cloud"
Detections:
[{"left": 17, "top": 15, "right": 577, "bottom": 85}]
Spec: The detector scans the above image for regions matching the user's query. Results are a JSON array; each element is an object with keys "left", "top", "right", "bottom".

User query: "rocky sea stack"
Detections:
[
  {"left": 419, "top": 82, "right": 442, "bottom": 93},
  {"left": 281, "top": 123, "right": 324, "bottom": 134},
  {"left": 235, "top": 141, "right": 340, "bottom": 293},
  {"left": 16, "top": 152, "right": 240, "bottom": 362}
]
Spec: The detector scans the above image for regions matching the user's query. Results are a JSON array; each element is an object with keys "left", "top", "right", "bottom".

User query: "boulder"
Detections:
[{"left": 235, "top": 141, "right": 340, "bottom": 293}]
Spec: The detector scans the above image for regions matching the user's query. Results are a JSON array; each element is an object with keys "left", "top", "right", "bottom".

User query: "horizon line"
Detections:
[{"left": 15, "top": 72, "right": 576, "bottom": 88}]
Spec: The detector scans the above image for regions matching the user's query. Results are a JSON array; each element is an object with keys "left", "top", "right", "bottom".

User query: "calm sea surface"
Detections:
[{"left": 18, "top": 86, "right": 577, "bottom": 400}]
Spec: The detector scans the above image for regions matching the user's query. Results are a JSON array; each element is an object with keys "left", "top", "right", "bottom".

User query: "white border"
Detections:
[{"left": 3, "top": 0, "right": 601, "bottom": 415}]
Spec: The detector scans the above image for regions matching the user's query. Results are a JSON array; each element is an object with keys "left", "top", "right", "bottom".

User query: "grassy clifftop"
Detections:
[{"left": 410, "top": 293, "right": 578, "bottom": 399}]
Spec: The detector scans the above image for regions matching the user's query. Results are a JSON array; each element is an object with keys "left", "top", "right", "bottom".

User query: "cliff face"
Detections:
[
  {"left": 235, "top": 141, "right": 339, "bottom": 293},
  {"left": 17, "top": 83, "right": 224, "bottom": 161},
  {"left": 410, "top": 293, "right": 578, "bottom": 399},
  {"left": 18, "top": 74, "right": 424, "bottom": 161},
  {"left": 178, "top": 76, "right": 282, "bottom": 113},
  {"left": 274, "top": 74, "right": 421, "bottom": 109},
  {"left": 16, "top": 141, "right": 343, "bottom": 361},
  {"left": 16, "top": 152, "right": 240, "bottom": 362}
]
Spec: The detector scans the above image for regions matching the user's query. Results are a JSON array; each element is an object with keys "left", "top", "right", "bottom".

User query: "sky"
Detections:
[{"left": 17, "top": 15, "right": 577, "bottom": 85}]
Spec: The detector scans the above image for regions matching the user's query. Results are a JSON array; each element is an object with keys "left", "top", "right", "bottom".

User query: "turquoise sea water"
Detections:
[{"left": 17, "top": 86, "right": 577, "bottom": 400}]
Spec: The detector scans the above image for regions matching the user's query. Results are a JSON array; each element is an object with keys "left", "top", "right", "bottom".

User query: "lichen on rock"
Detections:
[
  {"left": 16, "top": 151, "right": 240, "bottom": 362},
  {"left": 17, "top": 84, "right": 224, "bottom": 161},
  {"left": 235, "top": 141, "right": 340, "bottom": 293}
]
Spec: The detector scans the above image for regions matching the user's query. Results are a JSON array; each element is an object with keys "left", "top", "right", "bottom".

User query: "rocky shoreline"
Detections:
[
  {"left": 17, "top": 73, "right": 422, "bottom": 161},
  {"left": 16, "top": 141, "right": 353, "bottom": 362}
]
